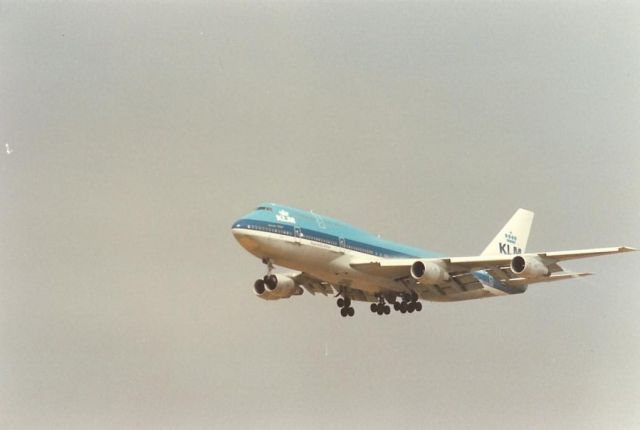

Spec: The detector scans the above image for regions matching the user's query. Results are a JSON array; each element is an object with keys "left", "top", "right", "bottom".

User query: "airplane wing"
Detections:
[
  {"left": 285, "top": 247, "right": 633, "bottom": 303},
  {"left": 350, "top": 246, "right": 635, "bottom": 289},
  {"left": 452, "top": 246, "right": 635, "bottom": 267}
]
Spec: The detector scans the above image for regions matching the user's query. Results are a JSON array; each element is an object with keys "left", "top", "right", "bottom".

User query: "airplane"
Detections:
[{"left": 231, "top": 203, "right": 635, "bottom": 317}]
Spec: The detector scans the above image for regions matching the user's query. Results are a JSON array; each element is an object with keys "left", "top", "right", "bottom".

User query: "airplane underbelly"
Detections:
[
  {"left": 236, "top": 229, "right": 342, "bottom": 270},
  {"left": 235, "top": 229, "right": 406, "bottom": 294}
]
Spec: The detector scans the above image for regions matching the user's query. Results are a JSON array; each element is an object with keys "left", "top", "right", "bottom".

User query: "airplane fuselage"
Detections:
[{"left": 231, "top": 203, "right": 513, "bottom": 302}]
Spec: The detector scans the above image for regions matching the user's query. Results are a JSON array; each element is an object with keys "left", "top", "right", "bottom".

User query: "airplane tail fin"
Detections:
[{"left": 481, "top": 209, "right": 535, "bottom": 256}]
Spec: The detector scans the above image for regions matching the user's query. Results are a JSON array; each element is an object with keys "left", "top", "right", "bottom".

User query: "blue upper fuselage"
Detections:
[{"left": 232, "top": 203, "right": 443, "bottom": 259}]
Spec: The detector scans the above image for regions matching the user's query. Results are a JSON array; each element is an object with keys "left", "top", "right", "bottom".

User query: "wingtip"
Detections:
[
  {"left": 517, "top": 208, "right": 534, "bottom": 214},
  {"left": 569, "top": 271, "right": 593, "bottom": 277},
  {"left": 620, "top": 246, "right": 637, "bottom": 252}
]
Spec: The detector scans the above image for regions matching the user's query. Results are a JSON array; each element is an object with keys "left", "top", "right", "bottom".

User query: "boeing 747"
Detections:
[{"left": 231, "top": 203, "right": 634, "bottom": 317}]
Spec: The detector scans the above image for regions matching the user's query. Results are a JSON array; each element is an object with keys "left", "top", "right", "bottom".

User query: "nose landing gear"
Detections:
[{"left": 258, "top": 258, "right": 278, "bottom": 290}]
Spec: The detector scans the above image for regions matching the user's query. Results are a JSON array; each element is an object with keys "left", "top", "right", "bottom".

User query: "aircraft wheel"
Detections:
[
  {"left": 337, "top": 298, "right": 345, "bottom": 308},
  {"left": 344, "top": 297, "right": 351, "bottom": 307},
  {"left": 384, "top": 306, "right": 391, "bottom": 315},
  {"left": 340, "top": 307, "right": 348, "bottom": 317},
  {"left": 393, "top": 302, "right": 400, "bottom": 311},
  {"left": 407, "top": 302, "right": 415, "bottom": 313},
  {"left": 370, "top": 303, "right": 378, "bottom": 313},
  {"left": 347, "top": 307, "right": 355, "bottom": 317},
  {"left": 415, "top": 302, "right": 423, "bottom": 312},
  {"left": 400, "top": 302, "right": 407, "bottom": 313}
]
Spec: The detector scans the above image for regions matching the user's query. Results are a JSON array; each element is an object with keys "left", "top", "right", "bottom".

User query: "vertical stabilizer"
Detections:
[{"left": 481, "top": 209, "right": 534, "bottom": 256}]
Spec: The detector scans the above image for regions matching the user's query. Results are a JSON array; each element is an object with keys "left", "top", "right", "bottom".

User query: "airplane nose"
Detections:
[
  {"left": 231, "top": 222, "right": 246, "bottom": 239},
  {"left": 231, "top": 222, "right": 260, "bottom": 252}
]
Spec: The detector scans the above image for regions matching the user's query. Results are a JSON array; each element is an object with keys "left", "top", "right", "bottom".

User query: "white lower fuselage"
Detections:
[{"left": 232, "top": 227, "right": 503, "bottom": 302}]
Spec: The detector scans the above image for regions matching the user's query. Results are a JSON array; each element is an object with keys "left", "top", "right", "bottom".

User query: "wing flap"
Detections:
[
  {"left": 449, "top": 273, "right": 484, "bottom": 292},
  {"left": 504, "top": 272, "right": 593, "bottom": 287},
  {"left": 448, "top": 255, "right": 511, "bottom": 268},
  {"left": 291, "top": 272, "right": 335, "bottom": 296},
  {"left": 291, "top": 272, "right": 378, "bottom": 302}
]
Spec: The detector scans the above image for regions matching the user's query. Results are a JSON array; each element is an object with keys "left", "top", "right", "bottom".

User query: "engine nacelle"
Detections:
[
  {"left": 254, "top": 274, "right": 303, "bottom": 300},
  {"left": 510, "top": 255, "right": 549, "bottom": 278},
  {"left": 410, "top": 261, "right": 450, "bottom": 284},
  {"left": 253, "top": 278, "right": 269, "bottom": 297}
]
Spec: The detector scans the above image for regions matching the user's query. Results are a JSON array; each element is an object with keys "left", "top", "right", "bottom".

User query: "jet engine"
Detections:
[
  {"left": 410, "top": 261, "right": 450, "bottom": 284},
  {"left": 254, "top": 278, "right": 268, "bottom": 297},
  {"left": 510, "top": 255, "right": 549, "bottom": 278},
  {"left": 254, "top": 274, "right": 303, "bottom": 300}
]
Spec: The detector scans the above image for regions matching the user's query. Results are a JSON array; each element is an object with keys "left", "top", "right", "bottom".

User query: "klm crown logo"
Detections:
[
  {"left": 276, "top": 210, "right": 296, "bottom": 224},
  {"left": 499, "top": 231, "right": 521, "bottom": 255}
]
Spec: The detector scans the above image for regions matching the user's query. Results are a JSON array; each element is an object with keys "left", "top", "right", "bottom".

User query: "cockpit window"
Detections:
[{"left": 255, "top": 206, "right": 273, "bottom": 212}]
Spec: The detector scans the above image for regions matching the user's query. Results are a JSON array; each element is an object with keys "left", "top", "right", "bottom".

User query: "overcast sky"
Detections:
[{"left": 1, "top": 1, "right": 639, "bottom": 429}]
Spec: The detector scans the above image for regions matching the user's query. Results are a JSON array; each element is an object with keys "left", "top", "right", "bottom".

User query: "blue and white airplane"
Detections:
[{"left": 231, "top": 203, "right": 634, "bottom": 317}]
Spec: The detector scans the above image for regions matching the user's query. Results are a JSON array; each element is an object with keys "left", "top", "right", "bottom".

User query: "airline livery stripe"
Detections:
[{"left": 233, "top": 219, "right": 418, "bottom": 258}]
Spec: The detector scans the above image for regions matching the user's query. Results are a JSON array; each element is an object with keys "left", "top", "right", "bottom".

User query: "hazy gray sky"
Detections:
[{"left": 1, "top": 1, "right": 639, "bottom": 429}]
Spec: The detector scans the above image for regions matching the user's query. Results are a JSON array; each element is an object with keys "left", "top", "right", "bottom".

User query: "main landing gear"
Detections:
[
  {"left": 393, "top": 293, "right": 422, "bottom": 314},
  {"left": 336, "top": 296, "right": 355, "bottom": 317},
  {"left": 370, "top": 296, "right": 391, "bottom": 316},
  {"left": 337, "top": 292, "right": 423, "bottom": 318}
]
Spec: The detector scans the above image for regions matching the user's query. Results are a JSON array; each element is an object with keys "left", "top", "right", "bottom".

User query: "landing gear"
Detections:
[
  {"left": 256, "top": 258, "right": 279, "bottom": 290},
  {"left": 336, "top": 297, "right": 350, "bottom": 308},
  {"left": 370, "top": 296, "right": 391, "bottom": 316},
  {"left": 340, "top": 306, "right": 354, "bottom": 317},
  {"left": 262, "top": 258, "right": 275, "bottom": 274},
  {"left": 395, "top": 293, "right": 422, "bottom": 314},
  {"left": 337, "top": 296, "right": 354, "bottom": 317}
]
